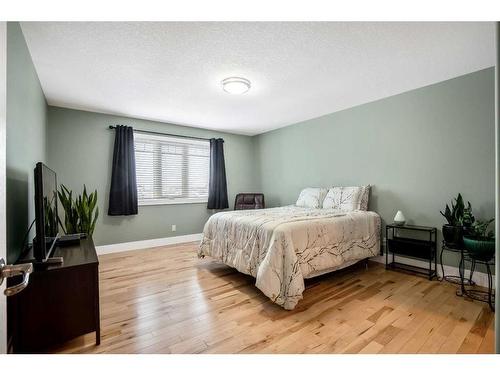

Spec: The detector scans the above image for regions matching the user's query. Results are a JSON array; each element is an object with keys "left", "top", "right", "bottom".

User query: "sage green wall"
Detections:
[
  {"left": 6, "top": 22, "right": 47, "bottom": 263},
  {"left": 254, "top": 68, "right": 495, "bottom": 267},
  {"left": 47, "top": 106, "right": 258, "bottom": 246},
  {"left": 45, "top": 68, "right": 494, "bottom": 269}
]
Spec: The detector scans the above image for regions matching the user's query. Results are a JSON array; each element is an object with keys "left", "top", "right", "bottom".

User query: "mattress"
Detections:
[{"left": 199, "top": 205, "right": 381, "bottom": 310}]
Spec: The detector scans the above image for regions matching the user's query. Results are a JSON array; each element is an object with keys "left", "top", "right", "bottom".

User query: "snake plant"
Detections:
[
  {"left": 440, "top": 193, "right": 467, "bottom": 226},
  {"left": 58, "top": 184, "right": 99, "bottom": 237},
  {"left": 75, "top": 185, "right": 99, "bottom": 236},
  {"left": 58, "top": 184, "right": 79, "bottom": 234}
]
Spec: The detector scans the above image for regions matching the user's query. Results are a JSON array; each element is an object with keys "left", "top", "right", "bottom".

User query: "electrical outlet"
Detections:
[{"left": 171, "top": 224, "right": 176, "bottom": 232}]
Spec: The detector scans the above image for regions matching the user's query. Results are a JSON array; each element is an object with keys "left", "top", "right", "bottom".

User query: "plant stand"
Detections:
[
  {"left": 439, "top": 242, "right": 476, "bottom": 286},
  {"left": 456, "top": 247, "right": 495, "bottom": 312}
]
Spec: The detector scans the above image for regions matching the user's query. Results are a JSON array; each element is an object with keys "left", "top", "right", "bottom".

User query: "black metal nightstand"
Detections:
[{"left": 385, "top": 223, "right": 437, "bottom": 280}]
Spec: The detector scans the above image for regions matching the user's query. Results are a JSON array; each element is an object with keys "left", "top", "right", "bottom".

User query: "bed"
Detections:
[{"left": 199, "top": 204, "right": 381, "bottom": 310}]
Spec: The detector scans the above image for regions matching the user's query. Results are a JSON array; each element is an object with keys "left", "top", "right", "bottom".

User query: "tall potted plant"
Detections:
[
  {"left": 440, "top": 193, "right": 467, "bottom": 247},
  {"left": 58, "top": 184, "right": 79, "bottom": 234},
  {"left": 463, "top": 219, "right": 495, "bottom": 261},
  {"left": 58, "top": 184, "right": 99, "bottom": 237},
  {"left": 75, "top": 185, "right": 99, "bottom": 236}
]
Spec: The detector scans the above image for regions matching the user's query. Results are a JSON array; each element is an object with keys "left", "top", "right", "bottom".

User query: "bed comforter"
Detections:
[{"left": 199, "top": 206, "right": 381, "bottom": 310}]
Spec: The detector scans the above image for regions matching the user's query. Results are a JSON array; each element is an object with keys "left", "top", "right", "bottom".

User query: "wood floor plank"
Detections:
[
  {"left": 50, "top": 242, "right": 495, "bottom": 354},
  {"left": 457, "top": 306, "right": 495, "bottom": 354}
]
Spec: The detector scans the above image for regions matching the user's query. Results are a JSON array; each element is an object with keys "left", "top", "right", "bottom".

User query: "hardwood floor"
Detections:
[{"left": 51, "top": 242, "right": 495, "bottom": 354}]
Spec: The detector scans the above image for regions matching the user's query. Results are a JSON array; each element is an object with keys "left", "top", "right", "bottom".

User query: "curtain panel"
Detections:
[
  {"left": 207, "top": 138, "right": 229, "bottom": 210},
  {"left": 108, "top": 125, "right": 138, "bottom": 216}
]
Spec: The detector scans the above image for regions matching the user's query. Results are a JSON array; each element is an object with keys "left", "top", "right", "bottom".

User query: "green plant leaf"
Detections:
[
  {"left": 469, "top": 218, "right": 495, "bottom": 239},
  {"left": 58, "top": 184, "right": 79, "bottom": 234},
  {"left": 59, "top": 184, "right": 99, "bottom": 237}
]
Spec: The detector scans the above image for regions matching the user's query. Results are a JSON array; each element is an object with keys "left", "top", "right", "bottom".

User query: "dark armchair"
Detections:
[{"left": 234, "top": 193, "right": 265, "bottom": 210}]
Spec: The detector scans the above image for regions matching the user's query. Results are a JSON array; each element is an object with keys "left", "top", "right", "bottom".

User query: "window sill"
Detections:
[{"left": 139, "top": 199, "right": 208, "bottom": 206}]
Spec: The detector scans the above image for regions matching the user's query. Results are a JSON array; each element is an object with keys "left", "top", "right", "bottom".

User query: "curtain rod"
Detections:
[{"left": 108, "top": 125, "right": 213, "bottom": 142}]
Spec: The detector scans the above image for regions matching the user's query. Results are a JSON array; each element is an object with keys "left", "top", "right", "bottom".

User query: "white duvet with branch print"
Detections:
[{"left": 199, "top": 206, "right": 381, "bottom": 310}]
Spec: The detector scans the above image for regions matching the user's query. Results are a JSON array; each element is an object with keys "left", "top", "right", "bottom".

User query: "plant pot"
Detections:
[
  {"left": 462, "top": 225, "right": 472, "bottom": 237},
  {"left": 463, "top": 236, "right": 495, "bottom": 261},
  {"left": 442, "top": 224, "right": 463, "bottom": 247}
]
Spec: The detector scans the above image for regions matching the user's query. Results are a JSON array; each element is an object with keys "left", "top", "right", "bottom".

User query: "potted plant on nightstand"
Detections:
[
  {"left": 463, "top": 219, "right": 495, "bottom": 261},
  {"left": 440, "top": 193, "right": 467, "bottom": 247}
]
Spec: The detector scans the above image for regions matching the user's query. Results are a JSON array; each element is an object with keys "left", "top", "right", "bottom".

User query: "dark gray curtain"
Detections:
[
  {"left": 108, "top": 125, "right": 138, "bottom": 215},
  {"left": 207, "top": 138, "right": 229, "bottom": 209}
]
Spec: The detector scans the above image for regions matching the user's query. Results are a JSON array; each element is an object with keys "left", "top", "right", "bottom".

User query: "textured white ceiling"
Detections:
[{"left": 21, "top": 22, "right": 495, "bottom": 135}]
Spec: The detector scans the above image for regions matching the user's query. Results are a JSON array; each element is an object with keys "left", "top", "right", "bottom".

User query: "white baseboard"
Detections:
[
  {"left": 370, "top": 255, "right": 495, "bottom": 288},
  {"left": 95, "top": 233, "right": 203, "bottom": 255}
]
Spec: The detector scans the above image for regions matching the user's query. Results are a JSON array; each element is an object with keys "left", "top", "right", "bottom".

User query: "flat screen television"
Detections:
[{"left": 33, "top": 162, "right": 60, "bottom": 262}]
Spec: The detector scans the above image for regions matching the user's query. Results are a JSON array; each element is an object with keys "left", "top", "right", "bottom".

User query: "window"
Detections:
[{"left": 134, "top": 132, "right": 210, "bottom": 205}]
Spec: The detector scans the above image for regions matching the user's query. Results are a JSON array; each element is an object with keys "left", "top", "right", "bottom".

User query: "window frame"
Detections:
[{"left": 133, "top": 132, "right": 210, "bottom": 206}]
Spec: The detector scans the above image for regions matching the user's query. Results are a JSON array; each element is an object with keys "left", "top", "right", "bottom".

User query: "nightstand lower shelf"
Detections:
[{"left": 386, "top": 261, "right": 438, "bottom": 279}]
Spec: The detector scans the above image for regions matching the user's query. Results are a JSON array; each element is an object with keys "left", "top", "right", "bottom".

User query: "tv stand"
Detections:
[{"left": 7, "top": 238, "right": 100, "bottom": 353}]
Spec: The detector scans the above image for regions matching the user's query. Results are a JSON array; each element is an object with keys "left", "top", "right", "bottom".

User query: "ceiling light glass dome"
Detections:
[{"left": 221, "top": 77, "right": 251, "bottom": 94}]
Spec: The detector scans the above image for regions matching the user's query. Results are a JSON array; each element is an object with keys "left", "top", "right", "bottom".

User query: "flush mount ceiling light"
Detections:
[{"left": 221, "top": 77, "right": 251, "bottom": 95}]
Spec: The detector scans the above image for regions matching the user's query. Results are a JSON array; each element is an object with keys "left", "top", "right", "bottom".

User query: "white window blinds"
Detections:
[{"left": 134, "top": 132, "right": 210, "bottom": 205}]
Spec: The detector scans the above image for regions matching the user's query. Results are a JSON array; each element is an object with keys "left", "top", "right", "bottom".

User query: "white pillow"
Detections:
[
  {"left": 296, "top": 188, "right": 328, "bottom": 209},
  {"left": 323, "top": 186, "right": 363, "bottom": 211}
]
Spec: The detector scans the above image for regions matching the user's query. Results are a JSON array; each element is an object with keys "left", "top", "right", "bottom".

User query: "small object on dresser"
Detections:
[{"left": 393, "top": 210, "right": 406, "bottom": 226}]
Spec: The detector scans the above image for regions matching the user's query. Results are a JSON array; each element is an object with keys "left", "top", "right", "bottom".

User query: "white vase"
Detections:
[{"left": 394, "top": 210, "right": 406, "bottom": 225}]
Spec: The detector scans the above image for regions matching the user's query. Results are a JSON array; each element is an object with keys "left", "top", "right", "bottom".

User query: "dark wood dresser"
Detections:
[{"left": 7, "top": 238, "right": 100, "bottom": 353}]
